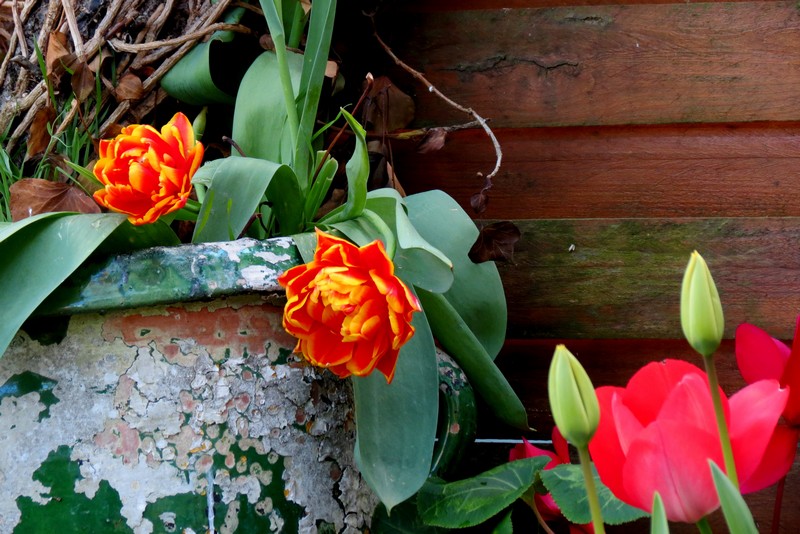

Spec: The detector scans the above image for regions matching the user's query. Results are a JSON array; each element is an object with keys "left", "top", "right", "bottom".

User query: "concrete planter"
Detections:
[{"left": 1, "top": 237, "right": 474, "bottom": 534}]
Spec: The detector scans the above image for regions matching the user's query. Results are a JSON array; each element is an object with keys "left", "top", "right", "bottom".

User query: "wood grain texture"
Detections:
[
  {"left": 380, "top": 2, "right": 800, "bottom": 127},
  {"left": 394, "top": 123, "right": 800, "bottom": 219},
  {"left": 497, "top": 217, "right": 800, "bottom": 339}
]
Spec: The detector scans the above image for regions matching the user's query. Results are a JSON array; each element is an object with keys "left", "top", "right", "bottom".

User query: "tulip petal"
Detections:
[
  {"left": 735, "top": 323, "right": 789, "bottom": 384},
  {"left": 623, "top": 419, "right": 722, "bottom": 523},
  {"left": 728, "top": 378, "right": 790, "bottom": 489},
  {"left": 780, "top": 316, "right": 800, "bottom": 424},
  {"left": 622, "top": 359, "right": 705, "bottom": 424},
  {"left": 737, "top": 424, "right": 798, "bottom": 494},
  {"left": 655, "top": 373, "right": 720, "bottom": 432},
  {"left": 589, "top": 388, "right": 629, "bottom": 504},
  {"left": 552, "top": 427, "right": 570, "bottom": 464}
]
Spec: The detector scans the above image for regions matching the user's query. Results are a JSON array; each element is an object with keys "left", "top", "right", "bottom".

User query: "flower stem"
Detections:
[
  {"left": 696, "top": 517, "right": 713, "bottom": 534},
  {"left": 577, "top": 446, "right": 605, "bottom": 534},
  {"left": 703, "top": 354, "right": 739, "bottom": 489}
]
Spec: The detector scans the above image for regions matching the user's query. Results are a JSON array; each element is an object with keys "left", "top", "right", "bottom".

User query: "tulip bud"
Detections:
[
  {"left": 548, "top": 345, "right": 600, "bottom": 448},
  {"left": 681, "top": 251, "right": 724, "bottom": 357},
  {"left": 193, "top": 106, "right": 207, "bottom": 142}
]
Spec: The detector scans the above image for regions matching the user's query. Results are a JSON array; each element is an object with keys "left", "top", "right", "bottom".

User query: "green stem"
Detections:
[
  {"left": 703, "top": 354, "right": 739, "bottom": 489},
  {"left": 577, "top": 446, "right": 606, "bottom": 534},
  {"left": 696, "top": 517, "right": 713, "bottom": 534}
]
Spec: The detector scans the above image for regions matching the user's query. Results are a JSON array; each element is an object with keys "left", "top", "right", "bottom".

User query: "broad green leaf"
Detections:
[
  {"left": 353, "top": 299, "right": 438, "bottom": 512},
  {"left": 416, "top": 289, "right": 528, "bottom": 430},
  {"left": 650, "top": 493, "right": 669, "bottom": 534},
  {"left": 160, "top": 7, "right": 250, "bottom": 105},
  {"left": 371, "top": 498, "right": 444, "bottom": 534},
  {"left": 317, "top": 110, "right": 369, "bottom": 225},
  {"left": 492, "top": 509, "right": 514, "bottom": 534},
  {"left": 192, "top": 157, "right": 299, "bottom": 243},
  {"left": 709, "top": 461, "right": 758, "bottom": 534},
  {"left": 0, "top": 212, "right": 127, "bottom": 356},
  {"left": 364, "top": 189, "right": 453, "bottom": 293},
  {"left": 542, "top": 463, "right": 648, "bottom": 525},
  {"left": 293, "top": 0, "right": 336, "bottom": 182},
  {"left": 405, "top": 190, "right": 506, "bottom": 359},
  {"left": 329, "top": 209, "right": 396, "bottom": 255},
  {"left": 291, "top": 231, "right": 317, "bottom": 263},
  {"left": 265, "top": 163, "right": 305, "bottom": 235},
  {"left": 231, "top": 50, "right": 304, "bottom": 165},
  {"left": 417, "top": 456, "right": 548, "bottom": 528}
]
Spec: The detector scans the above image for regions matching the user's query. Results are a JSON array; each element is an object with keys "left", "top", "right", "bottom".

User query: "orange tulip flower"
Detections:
[
  {"left": 278, "top": 229, "right": 421, "bottom": 382},
  {"left": 93, "top": 112, "right": 204, "bottom": 225}
]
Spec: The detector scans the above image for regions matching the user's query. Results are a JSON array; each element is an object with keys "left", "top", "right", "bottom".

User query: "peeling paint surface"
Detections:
[{"left": 2, "top": 295, "right": 377, "bottom": 533}]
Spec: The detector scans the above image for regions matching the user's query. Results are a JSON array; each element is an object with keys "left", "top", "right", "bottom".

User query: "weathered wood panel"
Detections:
[
  {"left": 498, "top": 217, "right": 800, "bottom": 339},
  {"left": 383, "top": 2, "right": 800, "bottom": 127},
  {"left": 394, "top": 124, "right": 800, "bottom": 219}
]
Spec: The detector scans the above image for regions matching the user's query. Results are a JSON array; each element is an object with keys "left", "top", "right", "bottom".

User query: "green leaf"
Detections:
[
  {"left": 417, "top": 456, "right": 548, "bottom": 528},
  {"left": 405, "top": 190, "right": 506, "bottom": 359},
  {"left": 231, "top": 50, "right": 304, "bottom": 165},
  {"left": 371, "top": 498, "right": 444, "bottom": 534},
  {"left": 0, "top": 213, "right": 127, "bottom": 356},
  {"left": 709, "top": 461, "right": 758, "bottom": 534},
  {"left": 542, "top": 463, "right": 648, "bottom": 525},
  {"left": 317, "top": 110, "right": 369, "bottom": 225},
  {"left": 650, "top": 493, "right": 669, "bottom": 534},
  {"left": 291, "top": 231, "right": 317, "bottom": 263},
  {"left": 160, "top": 7, "right": 249, "bottom": 105},
  {"left": 293, "top": 0, "right": 336, "bottom": 182},
  {"left": 192, "top": 157, "right": 300, "bottom": 243},
  {"left": 304, "top": 152, "right": 338, "bottom": 223},
  {"left": 265, "top": 164, "right": 305, "bottom": 235},
  {"left": 365, "top": 189, "right": 454, "bottom": 293},
  {"left": 492, "top": 509, "right": 514, "bottom": 534},
  {"left": 353, "top": 299, "right": 439, "bottom": 512},
  {"left": 416, "top": 288, "right": 528, "bottom": 430},
  {"left": 329, "top": 209, "right": 396, "bottom": 255}
]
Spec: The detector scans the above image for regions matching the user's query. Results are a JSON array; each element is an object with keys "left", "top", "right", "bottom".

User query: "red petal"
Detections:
[
  {"left": 736, "top": 323, "right": 789, "bottom": 384},
  {"left": 622, "top": 419, "right": 722, "bottom": 523},
  {"left": 655, "top": 373, "right": 720, "bottom": 432},
  {"left": 622, "top": 359, "right": 705, "bottom": 425},
  {"left": 552, "top": 427, "right": 570, "bottom": 464},
  {"left": 781, "top": 315, "right": 800, "bottom": 423},
  {"left": 728, "top": 379, "right": 789, "bottom": 487},
  {"left": 739, "top": 424, "right": 798, "bottom": 494},
  {"left": 589, "top": 388, "right": 629, "bottom": 503}
]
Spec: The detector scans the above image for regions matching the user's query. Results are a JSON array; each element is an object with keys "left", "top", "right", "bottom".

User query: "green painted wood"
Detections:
[
  {"left": 499, "top": 217, "right": 800, "bottom": 339},
  {"left": 36, "top": 237, "right": 302, "bottom": 316}
]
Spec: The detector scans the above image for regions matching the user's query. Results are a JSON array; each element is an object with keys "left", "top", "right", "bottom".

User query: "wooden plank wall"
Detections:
[{"left": 363, "top": 0, "right": 800, "bottom": 531}]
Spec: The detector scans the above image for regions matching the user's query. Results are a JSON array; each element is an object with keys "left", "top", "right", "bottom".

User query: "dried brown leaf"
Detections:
[
  {"left": 10, "top": 178, "right": 101, "bottom": 221},
  {"left": 468, "top": 221, "right": 521, "bottom": 264},
  {"left": 26, "top": 105, "right": 57, "bottom": 160},
  {"left": 45, "top": 31, "right": 71, "bottom": 76},
  {"left": 114, "top": 73, "right": 144, "bottom": 102},
  {"left": 417, "top": 128, "right": 447, "bottom": 154},
  {"left": 71, "top": 61, "right": 96, "bottom": 102},
  {"left": 363, "top": 76, "right": 415, "bottom": 134}
]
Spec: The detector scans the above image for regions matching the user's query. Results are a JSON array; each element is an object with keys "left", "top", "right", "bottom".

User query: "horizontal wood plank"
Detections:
[
  {"left": 496, "top": 217, "right": 800, "bottom": 339},
  {"left": 381, "top": 2, "right": 800, "bottom": 127},
  {"left": 393, "top": 124, "right": 800, "bottom": 219}
]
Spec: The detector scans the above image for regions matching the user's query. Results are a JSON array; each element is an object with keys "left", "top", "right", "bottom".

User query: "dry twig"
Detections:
[{"left": 368, "top": 14, "right": 503, "bottom": 208}]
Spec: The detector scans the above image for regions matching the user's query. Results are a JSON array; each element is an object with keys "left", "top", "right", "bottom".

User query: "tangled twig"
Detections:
[{"left": 368, "top": 13, "right": 503, "bottom": 197}]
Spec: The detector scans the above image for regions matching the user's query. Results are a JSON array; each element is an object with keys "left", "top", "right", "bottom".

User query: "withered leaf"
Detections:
[
  {"left": 470, "top": 191, "right": 488, "bottom": 214},
  {"left": 114, "top": 73, "right": 144, "bottom": 101},
  {"left": 363, "top": 75, "right": 415, "bottom": 134},
  {"left": 45, "top": 31, "right": 74, "bottom": 78},
  {"left": 26, "top": 105, "right": 57, "bottom": 160},
  {"left": 417, "top": 127, "right": 447, "bottom": 154},
  {"left": 10, "top": 178, "right": 101, "bottom": 221},
  {"left": 468, "top": 221, "right": 521, "bottom": 264},
  {"left": 71, "top": 61, "right": 96, "bottom": 102}
]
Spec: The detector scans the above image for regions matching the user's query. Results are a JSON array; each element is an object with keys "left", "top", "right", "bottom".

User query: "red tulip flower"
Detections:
[
  {"left": 510, "top": 427, "right": 593, "bottom": 533},
  {"left": 589, "top": 359, "right": 794, "bottom": 523},
  {"left": 736, "top": 316, "right": 800, "bottom": 425}
]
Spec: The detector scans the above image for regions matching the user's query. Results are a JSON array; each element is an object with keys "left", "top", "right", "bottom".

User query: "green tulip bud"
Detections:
[
  {"left": 548, "top": 345, "right": 600, "bottom": 448},
  {"left": 680, "top": 251, "right": 724, "bottom": 357},
  {"left": 193, "top": 106, "right": 208, "bottom": 142}
]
